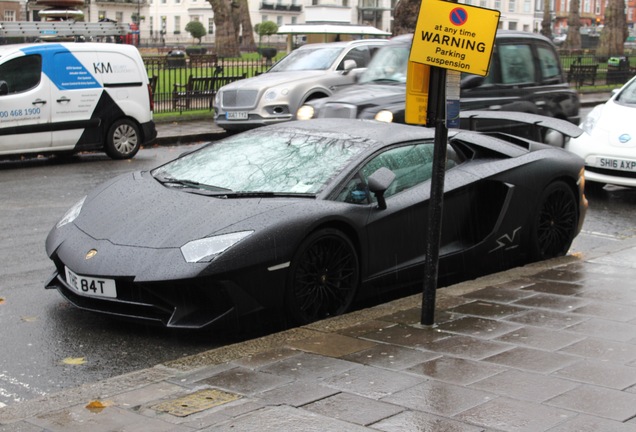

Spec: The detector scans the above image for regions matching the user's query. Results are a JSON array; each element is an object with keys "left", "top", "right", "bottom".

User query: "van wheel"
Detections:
[{"left": 106, "top": 119, "right": 141, "bottom": 159}]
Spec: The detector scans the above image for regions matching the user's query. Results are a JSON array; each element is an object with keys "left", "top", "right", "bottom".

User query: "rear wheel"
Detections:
[
  {"left": 530, "top": 181, "right": 578, "bottom": 261},
  {"left": 105, "top": 119, "right": 141, "bottom": 159},
  {"left": 285, "top": 229, "right": 359, "bottom": 325}
]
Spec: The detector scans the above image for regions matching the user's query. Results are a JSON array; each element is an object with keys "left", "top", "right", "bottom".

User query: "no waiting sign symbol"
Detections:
[{"left": 449, "top": 7, "right": 468, "bottom": 26}]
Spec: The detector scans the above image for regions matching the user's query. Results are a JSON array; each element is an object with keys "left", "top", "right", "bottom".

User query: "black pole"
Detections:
[{"left": 421, "top": 65, "right": 448, "bottom": 326}]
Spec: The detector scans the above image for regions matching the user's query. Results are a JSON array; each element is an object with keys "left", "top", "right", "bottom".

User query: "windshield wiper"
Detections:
[
  {"left": 154, "top": 175, "right": 232, "bottom": 192},
  {"left": 213, "top": 191, "right": 315, "bottom": 199}
]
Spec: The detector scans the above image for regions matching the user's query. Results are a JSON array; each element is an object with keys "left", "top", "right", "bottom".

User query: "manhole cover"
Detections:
[{"left": 152, "top": 388, "right": 241, "bottom": 417}]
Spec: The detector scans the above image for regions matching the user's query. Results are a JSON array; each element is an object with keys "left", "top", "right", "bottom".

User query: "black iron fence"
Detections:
[
  {"left": 144, "top": 52, "right": 636, "bottom": 114},
  {"left": 144, "top": 54, "right": 270, "bottom": 113}
]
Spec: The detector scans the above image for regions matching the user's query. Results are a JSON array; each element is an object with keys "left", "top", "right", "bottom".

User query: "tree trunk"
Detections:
[
  {"left": 596, "top": 0, "right": 627, "bottom": 57},
  {"left": 238, "top": 0, "right": 256, "bottom": 51},
  {"left": 540, "top": 0, "right": 552, "bottom": 39},
  {"left": 563, "top": 0, "right": 581, "bottom": 50},
  {"left": 208, "top": 0, "right": 240, "bottom": 57},
  {"left": 393, "top": 0, "right": 420, "bottom": 35}
]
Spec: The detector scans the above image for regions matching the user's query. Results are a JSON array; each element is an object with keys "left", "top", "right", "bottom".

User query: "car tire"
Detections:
[
  {"left": 105, "top": 119, "right": 141, "bottom": 160},
  {"left": 529, "top": 180, "right": 578, "bottom": 261},
  {"left": 285, "top": 228, "right": 359, "bottom": 325}
]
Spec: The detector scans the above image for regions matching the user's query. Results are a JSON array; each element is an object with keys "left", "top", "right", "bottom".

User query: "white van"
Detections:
[{"left": 0, "top": 42, "right": 156, "bottom": 159}]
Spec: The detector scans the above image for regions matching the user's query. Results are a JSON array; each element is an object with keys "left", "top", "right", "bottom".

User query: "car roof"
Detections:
[
  {"left": 386, "top": 30, "right": 554, "bottom": 46},
  {"left": 295, "top": 38, "right": 388, "bottom": 50}
]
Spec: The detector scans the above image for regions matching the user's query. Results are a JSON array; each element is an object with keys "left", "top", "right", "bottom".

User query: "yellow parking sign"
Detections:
[{"left": 410, "top": 0, "right": 500, "bottom": 76}]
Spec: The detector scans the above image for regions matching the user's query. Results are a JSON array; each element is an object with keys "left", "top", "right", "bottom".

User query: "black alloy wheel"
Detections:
[
  {"left": 531, "top": 181, "right": 578, "bottom": 261},
  {"left": 286, "top": 228, "right": 359, "bottom": 325}
]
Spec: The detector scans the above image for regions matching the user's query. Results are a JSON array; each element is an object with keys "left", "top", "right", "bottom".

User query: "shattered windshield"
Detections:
[
  {"left": 268, "top": 47, "right": 344, "bottom": 72},
  {"left": 151, "top": 128, "right": 373, "bottom": 194},
  {"left": 358, "top": 44, "right": 410, "bottom": 84}
]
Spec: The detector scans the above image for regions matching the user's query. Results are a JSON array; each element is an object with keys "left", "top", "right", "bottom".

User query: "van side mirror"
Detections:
[
  {"left": 0, "top": 81, "right": 8, "bottom": 96},
  {"left": 367, "top": 167, "right": 395, "bottom": 210}
]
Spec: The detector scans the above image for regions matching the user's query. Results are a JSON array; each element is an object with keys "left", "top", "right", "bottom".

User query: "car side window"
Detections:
[
  {"left": 338, "top": 47, "right": 371, "bottom": 70},
  {"left": 336, "top": 142, "right": 459, "bottom": 204},
  {"left": 536, "top": 45, "right": 561, "bottom": 82},
  {"left": 498, "top": 44, "right": 535, "bottom": 85},
  {"left": 0, "top": 54, "right": 42, "bottom": 95}
]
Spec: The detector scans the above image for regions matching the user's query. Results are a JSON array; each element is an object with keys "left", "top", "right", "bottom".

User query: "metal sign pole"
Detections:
[{"left": 421, "top": 65, "right": 447, "bottom": 326}]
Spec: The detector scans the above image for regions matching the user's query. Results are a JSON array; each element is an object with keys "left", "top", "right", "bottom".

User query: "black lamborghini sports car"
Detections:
[{"left": 45, "top": 118, "right": 587, "bottom": 329}]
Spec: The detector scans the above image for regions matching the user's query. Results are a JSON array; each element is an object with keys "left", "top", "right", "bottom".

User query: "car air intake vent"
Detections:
[
  {"left": 320, "top": 103, "right": 358, "bottom": 119},
  {"left": 221, "top": 90, "right": 258, "bottom": 108}
]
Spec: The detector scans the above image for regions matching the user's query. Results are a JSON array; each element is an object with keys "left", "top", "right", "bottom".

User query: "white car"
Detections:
[
  {"left": 566, "top": 75, "right": 636, "bottom": 189},
  {"left": 213, "top": 39, "right": 387, "bottom": 132}
]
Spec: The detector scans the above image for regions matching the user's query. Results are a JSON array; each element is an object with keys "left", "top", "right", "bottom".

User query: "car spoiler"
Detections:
[{"left": 459, "top": 110, "right": 583, "bottom": 139}]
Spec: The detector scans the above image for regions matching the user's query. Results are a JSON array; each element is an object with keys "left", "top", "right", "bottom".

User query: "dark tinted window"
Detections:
[{"left": 0, "top": 55, "right": 41, "bottom": 95}]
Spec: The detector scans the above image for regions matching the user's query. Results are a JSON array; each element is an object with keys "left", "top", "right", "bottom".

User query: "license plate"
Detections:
[
  {"left": 594, "top": 157, "right": 636, "bottom": 172},
  {"left": 226, "top": 111, "right": 248, "bottom": 120},
  {"left": 65, "top": 267, "right": 117, "bottom": 298}
]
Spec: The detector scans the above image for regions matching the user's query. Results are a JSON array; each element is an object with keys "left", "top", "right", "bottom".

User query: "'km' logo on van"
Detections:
[{"left": 93, "top": 62, "right": 113, "bottom": 74}]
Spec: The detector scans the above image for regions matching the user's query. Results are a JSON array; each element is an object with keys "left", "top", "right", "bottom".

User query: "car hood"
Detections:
[
  {"left": 220, "top": 70, "right": 332, "bottom": 91},
  {"left": 74, "top": 172, "right": 299, "bottom": 249},
  {"left": 318, "top": 83, "right": 405, "bottom": 106},
  {"left": 593, "top": 100, "right": 636, "bottom": 148}
]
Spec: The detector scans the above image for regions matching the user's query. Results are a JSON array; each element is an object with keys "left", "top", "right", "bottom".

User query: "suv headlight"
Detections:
[
  {"left": 375, "top": 110, "right": 394, "bottom": 123},
  {"left": 56, "top": 196, "right": 86, "bottom": 228},
  {"left": 296, "top": 105, "right": 315, "bottom": 120}
]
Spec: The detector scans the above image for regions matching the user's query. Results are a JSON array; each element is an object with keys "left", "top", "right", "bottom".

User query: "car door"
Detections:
[
  {"left": 48, "top": 48, "right": 103, "bottom": 149},
  {"left": 336, "top": 142, "right": 437, "bottom": 285},
  {"left": 0, "top": 52, "right": 52, "bottom": 154}
]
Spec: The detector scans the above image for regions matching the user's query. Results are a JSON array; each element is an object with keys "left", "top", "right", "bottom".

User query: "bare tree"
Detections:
[
  {"left": 596, "top": 0, "right": 628, "bottom": 57},
  {"left": 207, "top": 0, "right": 256, "bottom": 57},
  {"left": 393, "top": 0, "right": 420, "bottom": 35},
  {"left": 562, "top": 0, "right": 582, "bottom": 50}
]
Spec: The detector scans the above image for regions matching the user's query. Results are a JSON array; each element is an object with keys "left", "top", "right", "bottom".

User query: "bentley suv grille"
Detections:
[{"left": 221, "top": 90, "right": 258, "bottom": 108}]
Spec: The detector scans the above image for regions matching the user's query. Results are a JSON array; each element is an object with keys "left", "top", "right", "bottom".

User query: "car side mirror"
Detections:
[
  {"left": 460, "top": 74, "right": 484, "bottom": 90},
  {"left": 0, "top": 81, "right": 8, "bottom": 96},
  {"left": 367, "top": 167, "right": 395, "bottom": 210},
  {"left": 342, "top": 59, "right": 357, "bottom": 74}
]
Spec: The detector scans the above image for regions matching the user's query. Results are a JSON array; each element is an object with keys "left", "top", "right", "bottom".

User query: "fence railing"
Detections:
[
  {"left": 145, "top": 55, "right": 270, "bottom": 113},
  {"left": 145, "top": 53, "right": 636, "bottom": 114}
]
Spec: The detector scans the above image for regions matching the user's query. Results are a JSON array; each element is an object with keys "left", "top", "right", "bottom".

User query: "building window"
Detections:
[
  {"left": 98, "top": 10, "right": 107, "bottom": 19},
  {"left": 494, "top": 0, "right": 501, "bottom": 10},
  {"left": 208, "top": 18, "right": 214, "bottom": 34},
  {"left": 115, "top": 11, "right": 123, "bottom": 22},
  {"left": 262, "top": 15, "right": 268, "bottom": 21},
  {"left": 508, "top": 21, "right": 517, "bottom": 30},
  {"left": 524, "top": 0, "right": 530, "bottom": 12},
  {"left": 276, "top": 15, "right": 282, "bottom": 26},
  {"left": 174, "top": 16, "right": 181, "bottom": 33},
  {"left": 4, "top": 10, "right": 16, "bottom": 21},
  {"left": 508, "top": 0, "right": 515, "bottom": 12},
  {"left": 291, "top": 16, "right": 297, "bottom": 24}
]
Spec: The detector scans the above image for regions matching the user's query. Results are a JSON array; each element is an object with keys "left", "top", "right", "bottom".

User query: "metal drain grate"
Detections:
[{"left": 152, "top": 388, "right": 242, "bottom": 417}]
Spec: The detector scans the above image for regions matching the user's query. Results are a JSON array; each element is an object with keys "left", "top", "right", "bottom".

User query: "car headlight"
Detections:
[
  {"left": 56, "top": 196, "right": 86, "bottom": 228},
  {"left": 374, "top": 110, "right": 394, "bottom": 123},
  {"left": 580, "top": 105, "right": 603, "bottom": 134},
  {"left": 296, "top": 105, "right": 315, "bottom": 120},
  {"left": 181, "top": 231, "right": 254, "bottom": 263}
]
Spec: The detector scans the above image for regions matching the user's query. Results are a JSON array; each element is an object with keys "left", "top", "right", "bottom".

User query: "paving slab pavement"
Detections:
[{"left": 2, "top": 235, "right": 636, "bottom": 431}]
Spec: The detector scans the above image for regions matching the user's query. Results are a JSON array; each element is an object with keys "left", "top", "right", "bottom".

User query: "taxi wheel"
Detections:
[
  {"left": 105, "top": 119, "right": 141, "bottom": 160},
  {"left": 285, "top": 228, "right": 359, "bottom": 325}
]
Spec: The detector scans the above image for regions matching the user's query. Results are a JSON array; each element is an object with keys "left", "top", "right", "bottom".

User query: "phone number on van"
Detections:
[{"left": 0, "top": 108, "right": 42, "bottom": 118}]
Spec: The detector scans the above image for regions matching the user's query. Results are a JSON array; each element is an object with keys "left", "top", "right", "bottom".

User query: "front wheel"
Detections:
[
  {"left": 285, "top": 229, "right": 359, "bottom": 325},
  {"left": 105, "top": 119, "right": 141, "bottom": 159},
  {"left": 529, "top": 181, "right": 578, "bottom": 261}
]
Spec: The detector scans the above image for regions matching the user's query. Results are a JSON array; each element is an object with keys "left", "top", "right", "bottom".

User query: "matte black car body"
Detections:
[
  {"left": 302, "top": 31, "right": 580, "bottom": 130},
  {"left": 45, "top": 119, "right": 587, "bottom": 330}
]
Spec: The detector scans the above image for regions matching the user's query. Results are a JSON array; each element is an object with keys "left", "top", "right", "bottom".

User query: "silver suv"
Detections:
[{"left": 213, "top": 39, "right": 387, "bottom": 132}]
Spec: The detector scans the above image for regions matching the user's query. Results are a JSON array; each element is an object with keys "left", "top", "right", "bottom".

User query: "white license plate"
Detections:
[
  {"left": 65, "top": 267, "right": 117, "bottom": 298},
  {"left": 226, "top": 111, "right": 248, "bottom": 120},
  {"left": 594, "top": 157, "right": 636, "bottom": 172}
]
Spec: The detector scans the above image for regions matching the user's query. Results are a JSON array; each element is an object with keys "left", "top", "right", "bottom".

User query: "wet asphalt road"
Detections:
[{"left": 1, "top": 136, "right": 635, "bottom": 408}]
